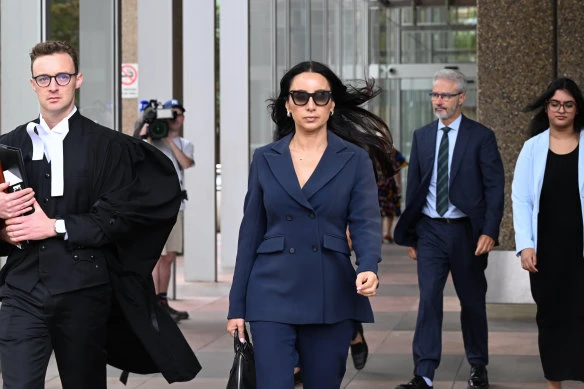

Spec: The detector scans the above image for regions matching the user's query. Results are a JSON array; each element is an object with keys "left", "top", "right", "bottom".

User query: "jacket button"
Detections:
[
  {"left": 286, "top": 215, "right": 293, "bottom": 221},
  {"left": 312, "top": 246, "right": 318, "bottom": 252},
  {"left": 40, "top": 245, "right": 46, "bottom": 251},
  {"left": 73, "top": 254, "right": 79, "bottom": 260},
  {"left": 109, "top": 218, "right": 116, "bottom": 225},
  {"left": 43, "top": 198, "right": 49, "bottom": 204},
  {"left": 45, "top": 173, "right": 50, "bottom": 179},
  {"left": 309, "top": 213, "right": 315, "bottom": 218},
  {"left": 289, "top": 248, "right": 296, "bottom": 254}
]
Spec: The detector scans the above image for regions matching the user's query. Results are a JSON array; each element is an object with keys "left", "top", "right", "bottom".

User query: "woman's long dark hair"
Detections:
[
  {"left": 524, "top": 77, "right": 584, "bottom": 138},
  {"left": 268, "top": 61, "right": 395, "bottom": 177}
]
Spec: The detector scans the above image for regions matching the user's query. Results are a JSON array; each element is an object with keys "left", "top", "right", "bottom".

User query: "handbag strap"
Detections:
[{"left": 233, "top": 326, "right": 252, "bottom": 351}]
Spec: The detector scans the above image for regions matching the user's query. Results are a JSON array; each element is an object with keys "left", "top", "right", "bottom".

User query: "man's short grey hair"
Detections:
[{"left": 433, "top": 69, "right": 466, "bottom": 93}]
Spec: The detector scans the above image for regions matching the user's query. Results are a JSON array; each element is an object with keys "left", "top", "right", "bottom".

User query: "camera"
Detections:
[{"left": 142, "top": 99, "right": 177, "bottom": 140}]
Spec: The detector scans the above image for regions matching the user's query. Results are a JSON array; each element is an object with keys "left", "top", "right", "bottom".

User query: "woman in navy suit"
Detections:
[{"left": 226, "top": 61, "right": 394, "bottom": 388}]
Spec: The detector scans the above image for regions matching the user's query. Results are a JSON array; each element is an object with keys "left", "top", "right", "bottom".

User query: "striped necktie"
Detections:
[{"left": 436, "top": 127, "right": 451, "bottom": 216}]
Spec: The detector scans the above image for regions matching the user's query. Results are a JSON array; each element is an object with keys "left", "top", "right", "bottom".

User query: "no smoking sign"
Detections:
[{"left": 121, "top": 63, "right": 139, "bottom": 98}]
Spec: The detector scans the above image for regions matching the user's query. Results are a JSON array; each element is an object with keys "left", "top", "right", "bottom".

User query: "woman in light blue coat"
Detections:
[{"left": 512, "top": 77, "right": 584, "bottom": 389}]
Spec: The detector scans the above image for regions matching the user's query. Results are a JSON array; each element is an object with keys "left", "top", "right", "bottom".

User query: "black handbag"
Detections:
[{"left": 226, "top": 327, "right": 257, "bottom": 389}]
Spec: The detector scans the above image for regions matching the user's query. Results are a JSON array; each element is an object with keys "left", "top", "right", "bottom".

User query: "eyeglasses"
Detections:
[
  {"left": 429, "top": 92, "right": 462, "bottom": 102},
  {"left": 547, "top": 99, "right": 576, "bottom": 112},
  {"left": 32, "top": 73, "right": 77, "bottom": 87},
  {"left": 289, "top": 90, "right": 332, "bottom": 106}
]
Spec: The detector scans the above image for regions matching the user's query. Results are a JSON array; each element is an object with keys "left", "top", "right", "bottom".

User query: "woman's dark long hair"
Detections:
[
  {"left": 524, "top": 77, "right": 584, "bottom": 138},
  {"left": 267, "top": 61, "right": 395, "bottom": 177}
]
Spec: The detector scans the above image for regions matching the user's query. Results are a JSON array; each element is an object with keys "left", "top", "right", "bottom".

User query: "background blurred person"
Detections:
[
  {"left": 135, "top": 99, "right": 195, "bottom": 322},
  {"left": 377, "top": 148, "right": 407, "bottom": 243},
  {"left": 394, "top": 69, "right": 504, "bottom": 389}
]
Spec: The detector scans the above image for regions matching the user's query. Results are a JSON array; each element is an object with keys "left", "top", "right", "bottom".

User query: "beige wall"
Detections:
[
  {"left": 477, "top": 0, "right": 584, "bottom": 250},
  {"left": 121, "top": 0, "right": 138, "bottom": 136}
]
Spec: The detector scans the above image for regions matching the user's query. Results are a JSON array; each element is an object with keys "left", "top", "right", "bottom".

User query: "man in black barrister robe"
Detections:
[{"left": 0, "top": 41, "right": 201, "bottom": 388}]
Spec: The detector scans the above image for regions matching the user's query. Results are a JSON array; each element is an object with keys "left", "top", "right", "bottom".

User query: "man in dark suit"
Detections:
[
  {"left": 394, "top": 69, "right": 504, "bottom": 389},
  {"left": 0, "top": 41, "right": 200, "bottom": 388}
]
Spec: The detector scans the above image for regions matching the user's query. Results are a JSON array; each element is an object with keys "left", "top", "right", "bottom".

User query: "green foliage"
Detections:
[{"left": 49, "top": 0, "right": 80, "bottom": 51}]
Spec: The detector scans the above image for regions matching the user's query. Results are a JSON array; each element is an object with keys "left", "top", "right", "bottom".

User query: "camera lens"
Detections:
[{"left": 149, "top": 120, "right": 169, "bottom": 139}]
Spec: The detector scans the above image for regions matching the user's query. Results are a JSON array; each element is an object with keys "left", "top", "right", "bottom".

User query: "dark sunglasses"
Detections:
[{"left": 289, "top": 90, "right": 332, "bottom": 106}]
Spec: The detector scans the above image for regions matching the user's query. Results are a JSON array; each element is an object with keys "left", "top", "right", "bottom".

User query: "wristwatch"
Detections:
[{"left": 54, "top": 219, "right": 67, "bottom": 238}]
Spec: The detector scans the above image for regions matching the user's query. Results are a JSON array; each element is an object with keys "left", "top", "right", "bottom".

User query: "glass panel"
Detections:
[
  {"left": 46, "top": 0, "right": 117, "bottom": 129},
  {"left": 327, "top": 0, "right": 341, "bottom": 72},
  {"left": 341, "top": 0, "right": 356, "bottom": 79},
  {"left": 48, "top": 0, "right": 80, "bottom": 47},
  {"left": 401, "top": 30, "right": 476, "bottom": 63},
  {"left": 290, "top": 0, "right": 308, "bottom": 64},
  {"left": 311, "top": 0, "right": 325, "bottom": 62},
  {"left": 250, "top": 0, "right": 275, "bottom": 152},
  {"left": 276, "top": 0, "right": 287, "bottom": 71}
]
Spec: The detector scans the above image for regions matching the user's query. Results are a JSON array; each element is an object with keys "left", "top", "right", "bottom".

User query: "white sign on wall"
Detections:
[{"left": 121, "top": 63, "right": 139, "bottom": 99}]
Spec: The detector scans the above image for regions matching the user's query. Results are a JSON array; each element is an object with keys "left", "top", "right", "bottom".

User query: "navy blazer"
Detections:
[
  {"left": 394, "top": 115, "right": 504, "bottom": 247},
  {"left": 228, "top": 131, "right": 382, "bottom": 324}
]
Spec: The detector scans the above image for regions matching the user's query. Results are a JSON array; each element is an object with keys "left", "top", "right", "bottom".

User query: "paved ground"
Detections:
[{"left": 4, "top": 243, "right": 584, "bottom": 388}]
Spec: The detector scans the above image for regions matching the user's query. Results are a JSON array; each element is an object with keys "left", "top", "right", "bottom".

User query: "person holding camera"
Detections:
[{"left": 134, "top": 99, "right": 195, "bottom": 322}]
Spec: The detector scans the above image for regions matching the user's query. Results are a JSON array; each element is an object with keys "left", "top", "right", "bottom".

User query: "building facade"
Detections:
[{"left": 2, "top": 0, "right": 584, "bottom": 302}]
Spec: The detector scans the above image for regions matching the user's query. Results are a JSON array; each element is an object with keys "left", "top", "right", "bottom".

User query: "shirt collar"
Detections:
[
  {"left": 38, "top": 106, "right": 77, "bottom": 136},
  {"left": 439, "top": 114, "right": 462, "bottom": 132}
]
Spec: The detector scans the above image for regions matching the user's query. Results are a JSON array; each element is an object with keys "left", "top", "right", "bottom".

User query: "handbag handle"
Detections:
[{"left": 233, "top": 326, "right": 252, "bottom": 351}]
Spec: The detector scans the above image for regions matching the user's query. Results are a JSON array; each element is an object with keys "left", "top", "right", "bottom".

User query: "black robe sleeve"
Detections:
[{"left": 64, "top": 132, "right": 182, "bottom": 277}]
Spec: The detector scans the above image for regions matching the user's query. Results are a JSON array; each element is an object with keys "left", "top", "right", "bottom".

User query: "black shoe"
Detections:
[
  {"left": 350, "top": 322, "right": 368, "bottom": 370},
  {"left": 468, "top": 365, "right": 489, "bottom": 389},
  {"left": 395, "top": 375, "right": 431, "bottom": 389},
  {"left": 159, "top": 299, "right": 189, "bottom": 322}
]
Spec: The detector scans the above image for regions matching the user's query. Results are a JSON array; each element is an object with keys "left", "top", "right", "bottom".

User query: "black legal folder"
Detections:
[{"left": 0, "top": 144, "right": 29, "bottom": 193}]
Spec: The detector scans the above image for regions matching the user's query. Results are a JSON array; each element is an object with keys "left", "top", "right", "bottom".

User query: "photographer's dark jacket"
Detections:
[{"left": 0, "top": 112, "right": 201, "bottom": 382}]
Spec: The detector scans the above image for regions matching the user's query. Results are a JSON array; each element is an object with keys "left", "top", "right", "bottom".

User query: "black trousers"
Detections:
[{"left": 0, "top": 281, "right": 112, "bottom": 389}]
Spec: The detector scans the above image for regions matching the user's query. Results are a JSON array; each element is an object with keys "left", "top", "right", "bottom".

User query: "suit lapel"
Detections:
[
  {"left": 301, "top": 132, "right": 354, "bottom": 200},
  {"left": 420, "top": 122, "right": 438, "bottom": 176},
  {"left": 449, "top": 115, "right": 471, "bottom": 184},
  {"left": 264, "top": 134, "right": 314, "bottom": 210}
]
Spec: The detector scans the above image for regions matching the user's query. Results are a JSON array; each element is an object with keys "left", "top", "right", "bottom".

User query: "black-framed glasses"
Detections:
[
  {"left": 547, "top": 99, "right": 576, "bottom": 112},
  {"left": 429, "top": 92, "right": 462, "bottom": 101},
  {"left": 32, "top": 73, "right": 77, "bottom": 87},
  {"left": 289, "top": 90, "right": 332, "bottom": 106}
]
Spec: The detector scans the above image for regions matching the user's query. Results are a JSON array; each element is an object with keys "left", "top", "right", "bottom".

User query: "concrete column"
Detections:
[
  {"left": 219, "top": 0, "right": 250, "bottom": 269},
  {"left": 121, "top": 0, "right": 138, "bottom": 136},
  {"left": 182, "top": 0, "right": 216, "bottom": 281},
  {"left": 0, "top": 0, "right": 43, "bottom": 133},
  {"left": 557, "top": 0, "right": 584, "bottom": 83},
  {"left": 137, "top": 0, "right": 173, "bottom": 103}
]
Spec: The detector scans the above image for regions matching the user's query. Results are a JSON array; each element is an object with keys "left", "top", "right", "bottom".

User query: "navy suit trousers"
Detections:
[
  {"left": 413, "top": 216, "right": 488, "bottom": 379},
  {"left": 250, "top": 320, "right": 354, "bottom": 389}
]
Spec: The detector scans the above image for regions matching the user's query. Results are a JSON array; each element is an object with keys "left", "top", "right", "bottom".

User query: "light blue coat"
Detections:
[{"left": 512, "top": 129, "right": 584, "bottom": 255}]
